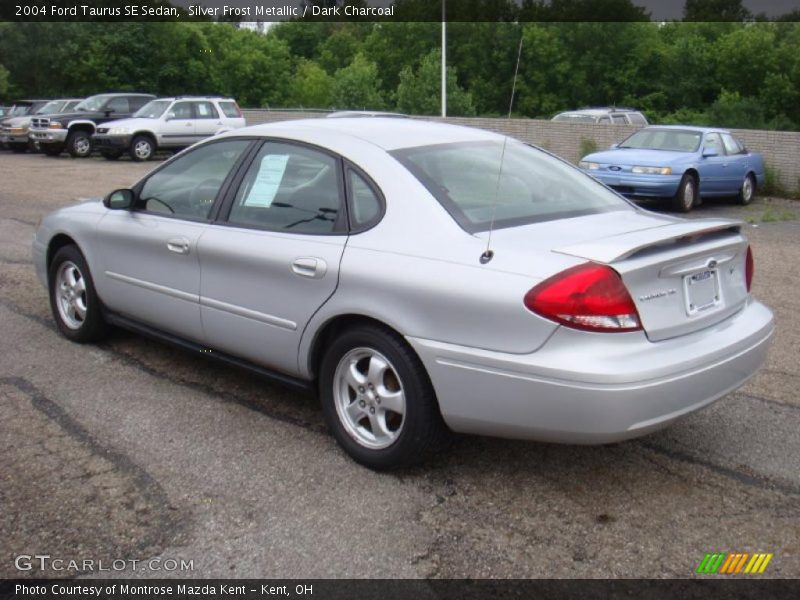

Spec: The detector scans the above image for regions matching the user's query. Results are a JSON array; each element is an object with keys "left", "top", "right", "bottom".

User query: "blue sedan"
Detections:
[{"left": 579, "top": 126, "right": 765, "bottom": 212}]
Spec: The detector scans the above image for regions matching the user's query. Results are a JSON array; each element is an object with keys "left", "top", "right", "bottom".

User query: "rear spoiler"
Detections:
[{"left": 554, "top": 218, "right": 744, "bottom": 264}]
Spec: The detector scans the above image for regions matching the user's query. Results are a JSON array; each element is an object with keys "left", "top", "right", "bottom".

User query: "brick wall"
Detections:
[{"left": 241, "top": 109, "right": 800, "bottom": 194}]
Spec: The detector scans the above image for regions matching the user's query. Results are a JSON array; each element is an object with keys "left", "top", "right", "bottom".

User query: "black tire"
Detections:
[
  {"left": 101, "top": 151, "right": 122, "bottom": 161},
  {"left": 738, "top": 173, "right": 756, "bottom": 205},
  {"left": 672, "top": 173, "right": 698, "bottom": 213},
  {"left": 66, "top": 130, "right": 93, "bottom": 158},
  {"left": 9, "top": 142, "right": 28, "bottom": 153},
  {"left": 41, "top": 144, "right": 63, "bottom": 157},
  {"left": 48, "top": 245, "right": 108, "bottom": 343},
  {"left": 319, "top": 324, "right": 450, "bottom": 470},
  {"left": 129, "top": 135, "right": 155, "bottom": 162}
]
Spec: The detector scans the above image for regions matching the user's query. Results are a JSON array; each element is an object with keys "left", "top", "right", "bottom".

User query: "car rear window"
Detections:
[
  {"left": 219, "top": 101, "right": 241, "bottom": 118},
  {"left": 392, "top": 140, "right": 628, "bottom": 233}
]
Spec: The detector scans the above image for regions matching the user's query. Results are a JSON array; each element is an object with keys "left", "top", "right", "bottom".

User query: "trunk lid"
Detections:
[{"left": 478, "top": 210, "right": 749, "bottom": 342}]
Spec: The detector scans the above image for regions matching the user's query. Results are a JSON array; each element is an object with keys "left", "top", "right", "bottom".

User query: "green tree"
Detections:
[
  {"left": 396, "top": 49, "right": 475, "bottom": 116},
  {"left": 330, "top": 54, "right": 384, "bottom": 110},
  {"left": 0, "top": 63, "right": 8, "bottom": 100},
  {"left": 683, "top": 0, "right": 751, "bottom": 21},
  {"left": 289, "top": 60, "right": 334, "bottom": 108}
]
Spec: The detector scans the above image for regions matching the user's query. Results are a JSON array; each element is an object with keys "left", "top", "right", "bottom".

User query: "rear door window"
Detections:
[
  {"left": 721, "top": 133, "right": 744, "bottom": 155},
  {"left": 219, "top": 101, "right": 241, "bottom": 118},
  {"left": 227, "top": 142, "right": 344, "bottom": 234},
  {"left": 193, "top": 101, "right": 219, "bottom": 119}
]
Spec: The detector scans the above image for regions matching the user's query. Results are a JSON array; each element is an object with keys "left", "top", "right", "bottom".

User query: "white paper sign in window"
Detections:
[{"left": 243, "top": 154, "right": 290, "bottom": 207}]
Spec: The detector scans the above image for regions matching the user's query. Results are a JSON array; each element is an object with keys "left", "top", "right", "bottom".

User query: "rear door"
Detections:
[
  {"left": 192, "top": 101, "right": 224, "bottom": 138},
  {"left": 160, "top": 101, "right": 196, "bottom": 146},
  {"left": 199, "top": 140, "right": 348, "bottom": 375},
  {"left": 96, "top": 138, "right": 253, "bottom": 340}
]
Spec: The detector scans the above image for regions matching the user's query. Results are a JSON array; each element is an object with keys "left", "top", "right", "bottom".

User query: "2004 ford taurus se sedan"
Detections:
[{"left": 33, "top": 118, "right": 774, "bottom": 470}]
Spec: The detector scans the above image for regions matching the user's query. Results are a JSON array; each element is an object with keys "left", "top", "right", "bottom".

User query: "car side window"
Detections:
[
  {"left": 611, "top": 114, "right": 627, "bottom": 124},
  {"left": 138, "top": 140, "right": 250, "bottom": 220},
  {"left": 598, "top": 116, "right": 611, "bottom": 124},
  {"left": 347, "top": 168, "right": 382, "bottom": 229},
  {"left": 628, "top": 113, "right": 647, "bottom": 125},
  {"left": 704, "top": 133, "right": 724, "bottom": 155},
  {"left": 105, "top": 97, "right": 129, "bottom": 113},
  {"left": 228, "top": 142, "right": 343, "bottom": 234},
  {"left": 193, "top": 101, "right": 219, "bottom": 119},
  {"left": 129, "top": 97, "right": 150, "bottom": 111},
  {"left": 166, "top": 102, "right": 193, "bottom": 120},
  {"left": 721, "top": 133, "right": 744, "bottom": 155}
]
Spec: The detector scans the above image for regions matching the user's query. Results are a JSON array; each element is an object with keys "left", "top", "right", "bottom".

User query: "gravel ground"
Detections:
[{"left": 0, "top": 152, "right": 798, "bottom": 580}]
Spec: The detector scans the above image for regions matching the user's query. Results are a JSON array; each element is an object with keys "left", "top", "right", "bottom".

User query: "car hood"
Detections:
[
  {"left": 97, "top": 117, "right": 158, "bottom": 130},
  {"left": 584, "top": 148, "right": 692, "bottom": 165},
  {"left": 2, "top": 116, "right": 32, "bottom": 127}
]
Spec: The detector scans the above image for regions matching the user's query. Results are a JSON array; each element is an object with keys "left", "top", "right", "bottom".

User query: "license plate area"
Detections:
[{"left": 684, "top": 269, "right": 721, "bottom": 315}]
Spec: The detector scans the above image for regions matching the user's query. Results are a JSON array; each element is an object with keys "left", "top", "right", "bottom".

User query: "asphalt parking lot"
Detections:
[{"left": 1, "top": 152, "right": 799, "bottom": 579}]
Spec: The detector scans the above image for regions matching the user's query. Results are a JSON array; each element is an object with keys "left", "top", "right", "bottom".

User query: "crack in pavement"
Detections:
[{"left": 0, "top": 376, "right": 184, "bottom": 578}]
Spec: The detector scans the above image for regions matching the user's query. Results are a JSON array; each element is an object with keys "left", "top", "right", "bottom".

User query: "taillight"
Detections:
[
  {"left": 745, "top": 245, "right": 754, "bottom": 292},
  {"left": 524, "top": 263, "right": 642, "bottom": 333}
]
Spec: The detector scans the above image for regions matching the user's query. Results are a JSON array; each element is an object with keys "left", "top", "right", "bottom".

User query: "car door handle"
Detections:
[
  {"left": 166, "top": 237, "right": 190, "bottom": 255},
  {"left": 185, "top": 122, "right": 192, "bottom": 127},
  {"left": 292, "top": 257, "right": 327, "bottom": 279}
]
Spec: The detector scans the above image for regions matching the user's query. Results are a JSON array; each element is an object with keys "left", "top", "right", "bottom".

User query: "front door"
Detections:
[
  {"left": 199, "top": 140, "right": 348, "bottom": 375},
  {"left": 96, "top": 138, "right": 253, "bottom": 339}
]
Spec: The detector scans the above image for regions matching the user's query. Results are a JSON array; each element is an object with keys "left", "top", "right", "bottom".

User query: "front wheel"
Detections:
[
  {"left": 738, "top": 174, "right": 756, "bottom": 205},
  {"left": 672, "top": 173, "right": 697, "bottom": 213},
  {"left": 319, "top": 324, "right": 449, "bottom": 470},
  {"left": 129, "top": 135, "right": 155, "bottom": 161},
  {"left": 66, "top": 131, "right": 92, "bottom": 158},
  {"left": 48, "top": 245, "right": 108, "bottom": 343}
]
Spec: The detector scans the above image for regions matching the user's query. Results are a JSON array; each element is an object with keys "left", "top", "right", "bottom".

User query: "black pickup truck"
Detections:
[{"left": 28, "top": 92, "right": 155, "bottom": 157}]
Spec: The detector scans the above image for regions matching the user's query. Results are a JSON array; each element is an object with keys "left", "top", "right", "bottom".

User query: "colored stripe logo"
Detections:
[{"left": 696, "top": 552, "right": 773, "bottom": 574}]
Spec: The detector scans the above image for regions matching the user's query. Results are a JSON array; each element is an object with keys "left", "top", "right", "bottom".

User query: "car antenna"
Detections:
[{"left": 480, "top": 30, "right": 523, "bottom": 265}]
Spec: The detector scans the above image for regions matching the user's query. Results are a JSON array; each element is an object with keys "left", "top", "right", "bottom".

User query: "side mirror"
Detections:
[
  {"left": 702, "top": 148, "right": 719, "bottom": 157},
  {"left": 609, "top": 143, "right": 619, "bottom": 149},
  {"left": 104, "top": 188, "right": 135, "bottom": 210}
]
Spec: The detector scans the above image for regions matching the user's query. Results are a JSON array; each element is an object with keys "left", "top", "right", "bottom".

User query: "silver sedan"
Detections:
[{"left": 33, "top": 118, "right": 775, "bottom": 470}]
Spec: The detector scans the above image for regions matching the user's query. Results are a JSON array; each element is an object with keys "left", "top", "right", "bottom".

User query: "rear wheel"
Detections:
[
  {"left": 48, "top": 245, "right": 108, "bottom": 343},
  {"left": 66, "top": 130, "right": 92, "bottom": 158},
  {"left": 129, "top": 135, "right": 155, "bottom": 161},
  {"left": 738, "top": 173, "right": 756, "bottom": 205},
  {"left": 319, "top": 324, "right": 449, "bottom": 470},
  {"left": 672, "top": 173, "right": 697, "bottom": 213}
]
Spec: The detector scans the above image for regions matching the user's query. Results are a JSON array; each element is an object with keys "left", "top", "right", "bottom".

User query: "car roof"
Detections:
[
  {"left": 232, "top": 117, "right": 504, "bottom": 151},
  {"left": 641, "top": 125, "right": 731, "bottom": 134},
  {"left": 154, "top": 96, "right": 237, "bottom": 101},
  {"left": 557, "top": 108, "right": 642, "bottom": 117}
]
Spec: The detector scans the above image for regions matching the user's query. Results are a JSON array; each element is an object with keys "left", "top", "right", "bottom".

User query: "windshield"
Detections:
[
  {"left": 392, "top": 140, "right": 629, "bottom": 233},
  {"left": 134, "top": 99, "right": 171, "bottom": 119},
  {"left": 74, "top": 94, "right": 111, "bottom": 112},
  {"left": 553, "top": 113, "right": 596, "bottom": 123},
  {"left": 9, "top": 105, "right": 33, "bottom": 116},
  {"left": 36, "top": 100, "right": 64, "bottom": 114},
  {"left": 619, "top": 128, "right": 702, "bottom": 152}
]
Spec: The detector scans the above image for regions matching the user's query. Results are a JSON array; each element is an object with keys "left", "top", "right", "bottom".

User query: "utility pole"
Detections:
[{"left": 441, "top": 0, "right": 447, "bottom": 118}]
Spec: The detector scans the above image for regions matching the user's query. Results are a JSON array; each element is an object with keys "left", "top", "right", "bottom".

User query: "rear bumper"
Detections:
[
  {"left": 585, "top": 170, "right": 681, "bottom": 198},
  {"left": 408, "top": 299, "right": 774, "bottom": 443}
]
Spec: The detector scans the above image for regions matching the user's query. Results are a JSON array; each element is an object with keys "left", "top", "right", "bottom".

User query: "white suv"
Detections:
[{"left": 92, "top": 96, "right": 246, "bottom": 161}]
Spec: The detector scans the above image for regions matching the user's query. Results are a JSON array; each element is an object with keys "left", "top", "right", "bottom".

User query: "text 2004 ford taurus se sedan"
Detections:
[{"left": 33, "top": 119, "right": 774, "bottom": 470}]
